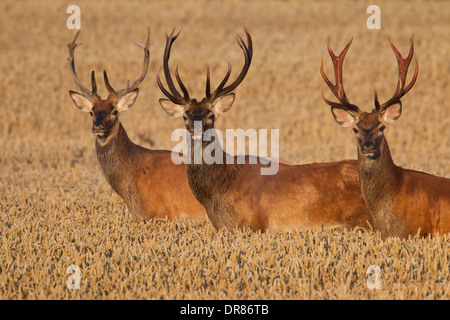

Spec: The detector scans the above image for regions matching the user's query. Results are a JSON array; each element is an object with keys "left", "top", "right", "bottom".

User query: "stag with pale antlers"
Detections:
[
  {"left": 321, "top": 37, "right": 450, "bottom": 239},
  {"left": 68, "top": 28, "right": 206, "bottom": 221},
  {"left": 157, "top": 28, "right": 373, "bottom": 232}
]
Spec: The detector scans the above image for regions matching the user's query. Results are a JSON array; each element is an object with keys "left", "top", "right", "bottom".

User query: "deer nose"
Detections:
[
  {"left": 188, "top": 125, "right": 203, "bottom": 136},
  {"left": 361, "top": 142, "right": 375, "bottom": 153},
  {"left": 188, "top": 121, "right": 203, "bottom": 136},
  {"left": 92, "top": 123, "right": 105, "bottom": 133}
]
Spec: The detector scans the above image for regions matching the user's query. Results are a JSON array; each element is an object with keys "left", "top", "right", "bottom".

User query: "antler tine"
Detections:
[
  {"left": 67, "top": 30, "right": 98, "bottom": 99},
  {"left": 373, "top": 82, "right": 381, "bottom": 110},
  {"left": 320, "top": 39, "right": 352, "bottom": 104},
  {"left": 156, "top": 67, "right": 176, "bottom": 102},
  {"left": 321, "top": 91, "right": 350, "bottom": 109},
  {"left": 206, "top": 28, "right": 253, "bottom": 103},
  {"left": 206, "top": 62, "right": 232, "bottom": 101},
  {"left": 91, "top": 70, "right": 97, "bottom": 94},
  {"left": 175, "top": 65, "right": 190, "bottom": 100},
  {"left": 376, "top": 37, "right": 419, "bottom": 112},
  {"left": 164, "top": 28, "right": 183, "bottom": 98},
  {"left": 320, "top": 38, "right": 360, "bottom": 114},
  {"left": 205, "top": 65, "right": 211, "bottom": 98},
  {"left": 113, "top": 26, "right": 151, "bottom": 100},
  {"left": 157, "top": 28, "right": 190, "bottom": 105},
  {"left": 103, "top": 70, "right": 116, "bottom": 95}
]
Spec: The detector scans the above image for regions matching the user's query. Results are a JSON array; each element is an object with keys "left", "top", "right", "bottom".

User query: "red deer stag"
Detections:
[
  {"left": 321, "top": 37, "right": 450, "bottom": 238},
  {"left": 67, "top": 28, "right": 206, "bottom": 221},
  {"left": 156, "top": 28, "right": 373, "bottom": 232}
]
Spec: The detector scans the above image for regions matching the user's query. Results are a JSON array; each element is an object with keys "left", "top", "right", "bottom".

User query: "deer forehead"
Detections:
[
  {"left": 185, "top": 102, "right": 212, "bottom": 116},
  {"left": 356, "top": 111, "right": 382, "bottom": 130},
  {"left": 92, "top": 101, "right": 116, "bottom": 114}
]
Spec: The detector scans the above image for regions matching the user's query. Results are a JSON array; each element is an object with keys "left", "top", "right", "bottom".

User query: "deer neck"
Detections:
[
  {"left": 358, "top": 137, "right": 402, "bottom": 235},
  {"left": 186, "top": 132, "right": 237, "bottom": 206},
  {"left": 95, "top": 122, "right": 135, "bottom": 197}
]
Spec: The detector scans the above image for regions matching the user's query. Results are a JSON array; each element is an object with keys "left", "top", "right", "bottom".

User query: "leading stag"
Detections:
[
  {"left": 68, "top": 28, "right": 206, "bottom": 221},
  {"left": 321, "top": 37, "right": 450, "bottom": 238},
  {"left": 157, "top": 28, "right": 373, "bottom": 232}
]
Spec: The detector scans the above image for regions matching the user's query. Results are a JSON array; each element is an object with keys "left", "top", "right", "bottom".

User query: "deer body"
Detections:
[
  {"left": 187, "top": 140, "right": 369, "bottom": 231},
  {"left": 94, "top": 122, "right": 205, "bottom": 220},
  {"left": 68, "top": 29, "right": 206, "bottom": 222},
  {"left": 321, "top": 37, "right": 450, "bottom": 238},
  {"left": 358, "top": 137, "right": 450, "bottom": 238},
  {"left": 156, "top": 29, "right": 372, "bottom": 232}
]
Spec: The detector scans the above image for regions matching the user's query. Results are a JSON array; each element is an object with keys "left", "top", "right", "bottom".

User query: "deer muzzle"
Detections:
[
  {"left": 360, "top": 141, "right": 380, "bottom": 160},
  {"left": 188, "top": 121, "right": 204, "bottom": 140},
  {"left": 92, "top": 122, "right": 106, "bottom": 136}
]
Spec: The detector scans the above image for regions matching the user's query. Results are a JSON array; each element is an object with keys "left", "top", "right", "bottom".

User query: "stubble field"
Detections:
[{"left": 1, "top": 0, "right": 449, "bottom": 300}]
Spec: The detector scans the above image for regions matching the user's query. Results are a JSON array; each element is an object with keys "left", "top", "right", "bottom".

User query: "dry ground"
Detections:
[{"left": 0, "top": 0, "right": 449, "bottom": 299}]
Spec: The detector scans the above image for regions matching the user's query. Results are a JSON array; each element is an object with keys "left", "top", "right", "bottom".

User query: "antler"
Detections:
[
  {"left": 156, "top": 28, "right": 191, "bottom": 105},
  {"left": 205, "top": 28, "right": 253, "bottom": 103},
  {"left": 157, "top": 28, "right": 253, "bottom": 105},
  {"left": 373, "top": 37, "right": 418, "bottom": 113},
  {"left": 103, "top": 26, "right": 151, "bottom": 101},
  {"left": 67, "top": 30, "right": 100, "bottom": 101},
  {"left": 320, "top": 39, "right": 360, "bottom": 115}
]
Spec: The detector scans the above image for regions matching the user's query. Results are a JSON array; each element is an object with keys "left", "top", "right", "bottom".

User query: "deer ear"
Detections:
[
  {"left": 212, "top": 93, "right": 235, "bottom": 116},
  {"left": 117, "top": 89, "right": 139, "bottom": 112},
  {"left": 331, "top": 107, "right": 357, "bottom": 127},
  {"left": 69, "top": 91, "right": 93, "bottom": 112},
  {"left": 381, "top": 103, "right": 402, "bottom": 124},
  {"left": 159, "top": 99, "right": 185, "bottom": 117}
]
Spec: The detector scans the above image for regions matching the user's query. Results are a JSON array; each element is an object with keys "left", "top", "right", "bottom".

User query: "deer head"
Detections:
[
  {"left": 68, "top": 28, "right": 150, "bottom": 141},
  {"left": 156, "top": 28, "right": 252, "bottom": 140},
  {"left": 321, "top": 37, "right": 418, "bottom": 160}
]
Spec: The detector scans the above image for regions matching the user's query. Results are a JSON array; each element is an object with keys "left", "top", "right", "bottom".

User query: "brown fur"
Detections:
[
  {"left": 157, "top": 29, "right": 372, "bottom": 232},
  {"left": 322, "top": 37, "right": 450, "bottom": 238},
  {"left": 70, "top": 90, "right": 206, "bottom": 222},
  {"left": 356, "top": 114, "right": 450, "bottom": 238},
  {"left": 95, "top": 121, "right": 206, "bottom": 221},
  {"left": 334, "top": 109, "right": 450, "bottom": 239},
  {"left": 68, "top": 29, "right": 206, "bottom": 222},
  {"left": 184, "top": 138, "right": 372, "bottom": 232}
]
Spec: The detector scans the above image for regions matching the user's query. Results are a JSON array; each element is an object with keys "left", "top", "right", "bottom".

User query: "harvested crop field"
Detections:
[{"left": 1, "top": 0, "right": 449, "bottom": 300}]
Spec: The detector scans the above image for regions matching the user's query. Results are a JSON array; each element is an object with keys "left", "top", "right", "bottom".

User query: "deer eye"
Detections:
[
  {"left": 353, "top": 128, "right": 359, "bottom": 134},
  {"left": 379, "top": 125, "right": 386, "bottom": 132},
  {"left": 112, "top": 110, "right": 118, "bottom": 116},
  {"left": 89, "top": 111, "right": 93, "bottom": 117}
]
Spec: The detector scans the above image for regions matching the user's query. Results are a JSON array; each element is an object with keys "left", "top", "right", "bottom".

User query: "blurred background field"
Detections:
[{"left": 0, "top": 0, "right": 449, "bottom": 299}]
